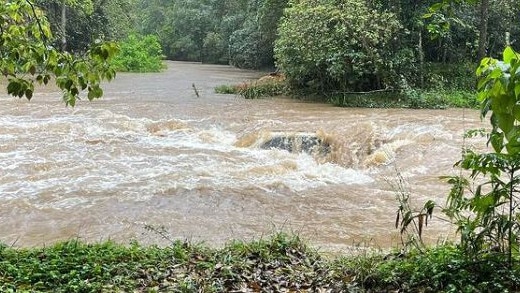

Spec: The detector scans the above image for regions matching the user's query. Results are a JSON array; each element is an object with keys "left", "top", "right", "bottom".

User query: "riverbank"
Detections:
[
  {"left": 1, "top": 233, "right": 518, "bottom": 292},
  {"left": 215, "top": 78, "right": 478, "bottom": 109}
]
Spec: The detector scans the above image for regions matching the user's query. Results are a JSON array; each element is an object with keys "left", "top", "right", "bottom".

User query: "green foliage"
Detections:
[
  {"left": 111, "top": 34, "right": 165, "bottom": 72},
  {"left": 392, "top": 173, "right": 435, "bottom": 250},
  {"left": 228, "top": 21, "right": 263, "bottom": 68},
  {"left": 135, "top": 0, "right": 288, "bottom": 68},
  {"left": 214, "top": 84, "right": 239, "bottom": 94},
  {"left": 1, "top": 234, "right": 520, "bottom": 292},
  {"left": 237, "top": 80, "right": 287, "bottom": 99},
  {"left": 228, "top": 0, "right": 288, "bottom": 69},
  {"left": 444, "top": 47, "right": 520, "bottom": 265},
  {"left": 215, "top": 75, "right": 287, "bottom": 98},
  {"left": 376, "top": 244, "right": 520, "bottom": 292},
  {"left": 424, "top": 0, "right": 519, "bottom": 61},
  {"left": 328, "top": 89, "right": 477, "bottom": 109},
  {"left": 275, "top": 0, "right": 402, "bottom": 95},
  {"left": 423, "top": 62, "right": 476, "bottom": 90},
  {"left": 35, "top": 0, "right": 136, "bottom": 52},
  {"left": 202, "top": 32, "right": 228, "bottom": 64},
  {"left": 1, "top": 0, "right": 118, "bottom": 106}
]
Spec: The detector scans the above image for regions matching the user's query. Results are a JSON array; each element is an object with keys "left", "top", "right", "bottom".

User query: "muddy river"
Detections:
[{"left": 0, "top": 62, "right": 487, "bottom": 251}]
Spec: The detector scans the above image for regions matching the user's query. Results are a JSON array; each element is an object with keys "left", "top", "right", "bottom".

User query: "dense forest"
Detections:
[{"left": 34, "top": 0, "right": 520, "bottom": 94}]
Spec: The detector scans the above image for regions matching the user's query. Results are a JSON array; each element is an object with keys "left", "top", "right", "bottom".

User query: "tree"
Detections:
[
  {"left": 425, "top": 0, "right": 519, "bottom": 61},
  {"left": 35, "top": 0, "right": 94, "bottom": 51},
  {"left": 1, "top": 0, "right": 118, "bottom": 106},
  {"left": 134, "top": 0, "right": 287, "bottom": 68},
  {"left": 36, "top": 0, "right": 135, "bottom": 52},
  {"left": 477, "top": 0, "right": 489, "bottom": 60},
  {"left": 228, "top": 0, "right": 287, "bottom": 68}
]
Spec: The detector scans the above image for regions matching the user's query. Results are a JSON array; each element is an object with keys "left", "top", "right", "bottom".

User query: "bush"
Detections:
[
  {"left": 443, "top": 47, "right": 520, "bottom": 265},
  {"left": 238, "top": 80, "right": 287, "bottom": 99},
  {"left": 275, "top": 0, "right": 402, "bottom": 95},
  {"left": 423, "top": 62, "right": 477, "bottom": 90},
  {"left": 215, "top": 75, "right": 287, "bottom": 98},
  {"left": 111, "top": 34, "right": 166, "bottom": 72},
  {"left": 215, "top": 84, "right": 239, "bottom": 94}
]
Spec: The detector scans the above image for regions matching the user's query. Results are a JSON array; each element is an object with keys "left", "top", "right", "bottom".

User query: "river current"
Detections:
[{"left": 0, "top": 62, "right": 487, "bottom": 251}]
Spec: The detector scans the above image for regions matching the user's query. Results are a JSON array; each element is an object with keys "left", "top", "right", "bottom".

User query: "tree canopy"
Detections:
[
  {"left": 3, "top": 0, "right": 520, "bottom": 102},
  {"left": 275, "top": 0, "right": 402, "bottom": 92}
]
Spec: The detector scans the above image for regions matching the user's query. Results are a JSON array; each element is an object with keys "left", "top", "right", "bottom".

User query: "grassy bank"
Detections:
[
  {"left": 215, "top": 81, "right": 478, "bottom": 109},
  {"left": 327, "top": 89, "right": 478, "bottom": 109},
  {"left": 1, "top": 233, "right": 519, "bottom": 292}
]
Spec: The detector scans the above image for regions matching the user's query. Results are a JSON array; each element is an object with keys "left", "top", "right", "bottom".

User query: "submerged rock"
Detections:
[{"left": 259, "top": 133, "right": 331, "bottom": 156}]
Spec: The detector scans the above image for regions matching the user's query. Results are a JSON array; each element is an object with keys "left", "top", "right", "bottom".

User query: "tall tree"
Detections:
[
  {"left": 36, "top": 0, "right": 94, "bottom": 50},
  {"left": 477, "top": 0, "right": 489, "bottom": 60}
]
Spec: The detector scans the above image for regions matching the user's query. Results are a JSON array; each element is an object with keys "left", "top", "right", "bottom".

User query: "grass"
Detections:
[
  {"left": 328, "top": 89, "right": 479, "bottom": 109},
  {"left": 214, "top": 84, "right": 239, "bottom": 95},
  {"left": 1, "top": 233, "right": 520, "bottom": 292},
  {"left": 215, "top": 75, "right": 287, "bottom": 99},
  {"left": 215, "top": 80, "right": 478, "bottom": 109}
]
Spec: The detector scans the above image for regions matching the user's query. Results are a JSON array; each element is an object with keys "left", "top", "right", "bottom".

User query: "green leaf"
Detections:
[
  {"left": 7, "top": 81, "right": 20, "bottom": 95},
  {"left": 497, "top": 113, "right": 514, "bottom": 135},
  {"left": 489, "top": 68, "right": 504, "bottom": 79},
  {"left": 515, "top": 84, "right": 520, "bottom": 98},
  {"left": 505, "top": 127, "right": 520, "bottom": 155},
  {"left": 489, "top": 131, "right": 504, "bottom": 153},
  {"left": 503, "top": 46, "right": 517, "bottom": 64},
  {"left": 25, "top": 89, "right": 33, "bottom": 100}
]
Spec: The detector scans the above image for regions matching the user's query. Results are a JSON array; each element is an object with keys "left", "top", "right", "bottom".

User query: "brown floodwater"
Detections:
[{"left": 0, "top": 61, "right": 488, "bottom": 251}]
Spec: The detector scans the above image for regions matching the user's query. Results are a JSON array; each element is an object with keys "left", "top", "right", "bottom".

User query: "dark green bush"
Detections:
[
  {"left": 423, "top": 62, "right": 477, "bottom": 90},
  {"left": 275, "top": 0, "right": 402, "bottom": 95}
]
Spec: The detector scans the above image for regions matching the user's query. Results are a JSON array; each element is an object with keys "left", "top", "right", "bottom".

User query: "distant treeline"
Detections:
[{"left": 36, "top": 0, "right": 520, "bottom": 92}]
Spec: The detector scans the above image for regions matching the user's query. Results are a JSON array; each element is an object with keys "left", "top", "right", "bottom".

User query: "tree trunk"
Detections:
[
  {"left": 477, "top": 0, "right": 489, "bottom": 60},
  {"left": 418, "top": 30, "right": 424, "bottom": 88},
  {"left": 61, "top": 2, "right": 67, "bottom": 51}
]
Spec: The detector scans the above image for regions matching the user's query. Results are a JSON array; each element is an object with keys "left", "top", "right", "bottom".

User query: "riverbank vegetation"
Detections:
[
  {"left": 4, "top": 0, "right": 519, "bottom": 106},
  {"left": 13, "top": 0, "right": 517, "bottom": 107},
  {"left": 110, "top": 34, "right": 166, "bottom": 73},
  {"left": 2, "top": 233, "right": 520, "bottom": 292},
  {"left": 132, "top": 0, "right": 518, "bottom": 106}
]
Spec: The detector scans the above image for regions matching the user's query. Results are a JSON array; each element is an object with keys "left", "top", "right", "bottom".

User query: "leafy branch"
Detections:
[{"left": 1, "top": 0, "right": 118, "bottom": 105}]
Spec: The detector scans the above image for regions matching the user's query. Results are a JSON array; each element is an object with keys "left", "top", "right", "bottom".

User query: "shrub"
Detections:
[
  {"left": 215, "top": 75, "right": 287, "bottom": 98},
  {"left": 443, "top": 47, "right": 520, "bottom": 265},
  {"left": 111, "top": 34, "right": 166, "bottom": 72},
  {"left": 328, "top": 89, "right": 477, "bottom": 109},
  {"left": 215, "top": 84, "right": 239, "bottom": 94},
  {"left": 423, "top": 62, "right": 477, "bottom": 90},
  {"left": 237, "top": 80, "right": 287, "bottom": 99},
  {"left": 275, "top": 0, "right": 402, "bottom": 95}
]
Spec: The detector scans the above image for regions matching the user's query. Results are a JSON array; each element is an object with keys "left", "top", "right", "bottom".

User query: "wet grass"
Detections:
[
  {"left": 328, "top": 89, "right": 479, "bottom": 109},
  {"left": 215, "top": 76, "right": 287, "bottom": 99},
  {"left": 1, "top": 233, "right": 520, "bottom": 292},
  {"left": 216, "top": 79, "right": 478, "bottom": 109}
]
